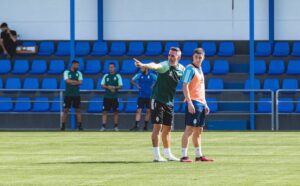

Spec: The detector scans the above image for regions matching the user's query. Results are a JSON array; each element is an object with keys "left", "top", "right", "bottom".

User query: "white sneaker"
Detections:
[
  {"left": 100, "top": 127, "right": 105, "bottom": 132},
  {"left": 166, "top": 154, "right": 179, "bottom": 161},
  {"left": 153, "top": 156, "right": 167, "bottom": 162},
  {"left": 114, "top": 127, "right": 119, "bottom": 132}
]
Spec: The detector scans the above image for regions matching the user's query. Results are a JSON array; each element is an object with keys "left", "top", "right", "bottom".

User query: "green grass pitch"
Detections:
[{"left": 0, "top": 131, "right": 299, "bottom": 186}]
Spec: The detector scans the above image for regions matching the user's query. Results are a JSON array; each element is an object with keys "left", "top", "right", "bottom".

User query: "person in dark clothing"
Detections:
[{"left": 0, "top": 23, "right": 17, "bottom": 58}]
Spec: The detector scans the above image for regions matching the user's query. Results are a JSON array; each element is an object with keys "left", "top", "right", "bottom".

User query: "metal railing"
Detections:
[
  {"left": 0, "top": 88, "right": 276, "bottom": 130},
  {"left": 275, "top": 89, "right": 300, "bottom": 130}
]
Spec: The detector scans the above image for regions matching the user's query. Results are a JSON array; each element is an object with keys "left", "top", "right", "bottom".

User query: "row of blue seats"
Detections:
[
  {"left": 20, "top": 41, "right": 235, "bottom": 57},
  {"left": 0, "top": 96, "right": 296, "bottom": 113},
  {"left": 255, "top": 60, "right": 300, "bottom": 75},
  {"left": 0, "top": 58, "right": 230, "bottom": 75},
  {"left": 256, "top": 42, "right": 300, "bottom": 57},
  {"left": 1, "top": 77, "right": 299, "bottom": 92}
]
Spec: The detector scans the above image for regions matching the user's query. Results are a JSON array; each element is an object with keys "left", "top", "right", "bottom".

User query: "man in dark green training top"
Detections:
[
  {"left": 134, "top": 47, "right": 185, "bottom": 162},
  {"left": 101, "top": 63, "right": 123, "bottom": 131},
  {"left": 61, "top": 60, "right": 83, "bottom": 131}
]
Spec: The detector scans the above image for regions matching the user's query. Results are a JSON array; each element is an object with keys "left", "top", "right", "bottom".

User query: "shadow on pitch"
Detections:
[{"left": 39, "top": 161, "right": 153, "bottom": 165}]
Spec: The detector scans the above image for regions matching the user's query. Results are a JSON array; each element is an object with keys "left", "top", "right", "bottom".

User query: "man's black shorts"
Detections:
[
  {"left": 103, "top": 98, "right": 119, "bottom": 112},
  {"left": 151, "top": 99, "right": 174, "bottom": 126},
  {"left": 137, "top": 97, "right": 151, "bottom": 109},
  {"left": 64, "top": 96, "right": 81, "bottom": 109}
]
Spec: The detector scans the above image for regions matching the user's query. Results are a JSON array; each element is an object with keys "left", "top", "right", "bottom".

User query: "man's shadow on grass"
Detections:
[{"left": 39, "top": 161, "right": 156, "bottom": 165}]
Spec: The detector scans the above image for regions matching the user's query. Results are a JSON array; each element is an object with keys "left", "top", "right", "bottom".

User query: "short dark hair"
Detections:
[
  {"left": 109, "top": 63, "right": 115, "bottom": 67},
  {"left": 0, "top": 22, "right": 8, "bottom": 28},
  {"left": 193, "top": 48, "right": 205, "bottom": 55},
  {"left": 170, "top": 47, "right": 182, "bottom": 56},
  {"left": 72, "top": 59, "right": 79, "bottom": 64}
]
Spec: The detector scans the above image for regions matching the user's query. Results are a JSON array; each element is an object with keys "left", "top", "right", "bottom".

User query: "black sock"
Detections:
[
  {"left": 61, "top": 123, "right": 65, "bottom": 128},
  {"left": 114, "top": 123, "right": 118, "bottom": 128},
  {"left": 102, "top": 124, "right": 106, "bottom": 128},
  {"left": 144, "top": 121, "right": 148, "bottom": 128},
  {"left": 78, "top": 123, "right": 82, "bottom": 128},
  {"left": 135, "top": 121, "right": 140, "bottom": 127}
]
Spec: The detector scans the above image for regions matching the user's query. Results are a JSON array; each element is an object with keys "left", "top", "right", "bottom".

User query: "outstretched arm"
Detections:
[{"left": 133, "top": 58, "right": 162, "bottom": 71}]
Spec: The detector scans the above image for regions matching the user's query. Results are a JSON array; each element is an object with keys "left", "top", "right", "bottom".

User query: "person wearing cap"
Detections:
[
  {"left": 61, "top": 60, "right": 83, "bottom": 131},
  {"left": 134, "top": 47, "right": 185, "bottom": 162}
]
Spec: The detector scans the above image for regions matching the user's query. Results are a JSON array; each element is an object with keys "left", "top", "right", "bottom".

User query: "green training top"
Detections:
[
  {"left": 101, "top": 73, "right": 123, "bottom": 98},
  {"left": 151, "top": 61, "right": 185, "bottom": 106},
  {"left": 63, "top": 70, "right": 83, "bottom": 96}
]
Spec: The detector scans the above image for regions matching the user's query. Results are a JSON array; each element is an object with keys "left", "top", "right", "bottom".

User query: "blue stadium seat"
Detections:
[
  {"left": 127, "top": 41, "right": 144, "bottom": 56},
  {"left": 14, "top": 97, "right": 31, "bottom": 112},
  {"left": 295, "top": 99, "right": 300, "bottom": 113},
  {"left": 218, "top": 42, "right": 235, "bottom": 56},
  {"left": 56, "top": 41, "right": 70, "bottom": 56},
  {"left": 59, "top": 78, "right": 65, "bottom": 90},
  {"left": 48, "top": 59, "right": 65, "bottom": 74},
  {"left": 102, "top": 60, "right": 119, "bottom": 74},
  {"left": 206, "top": 97, "right": 218, "bottom": 113},
  {"left": 23, "top": 78, "right": 39, "bottom": 90},
  {"left": 282, "top": 79, "right": 299, "bottom": 91},
  {"left": 257, "top": 98, "right": 272, "bottom": 113},
  {"left": 118, "top": 98, "right": 124, "bottom": 112},
  {"left": 91, "top": 41, "right": 108, "bottom": 56},
  {"left": 87, "top": 97, "right": 103, "bottom": 113},
  {"left": 207, "top": 78, "right": 224, "bottom": 94},
  {"left": 145, "top": 41, "right": 162, "bottom": 56},
  {"left": 212, "top": 60, "right": 229, "bottom": 74},
  {"left": 173, "top": 98, "right": 182, "bottom": 113},
  {"left": 125, "top": 97, "right": 138, "bottom": 113},
  {"left": 5, "top": 78, "right": 21, "bottom": 89},
  {"left": 109, "top": 41, "right": 126, "bottom": 56},
  {"left": 0, "top": 59, "right": 11, "bottom": 74},
  {"left": 268, "top": 60, "right": 285, "bottom": 75},
  {"left": 0, "top": 97, "right": 13, "bottom": 112},
  {"left": 32, "top": 97, "right": 50, "bottom": 112},
  {"left": 30, "top": 59, "right": 47, "bottom": 74},
  {"left": 22, "top": 41, "right": 36, "bottom": 47},
  {"left": 182, "top": 41, "right": 198, "bottom": 56},
  {"left": 84, "top": 59, "right": 101, "bottom": 75},
  {"left": 202, "top": 59, "right": 211, "bottom": 74},
  {"left": 11, "top": 59, "right": 29, "bottom": 74},
  {"left": 41, "top": 78, "right": 58, "bottom": 90},
  {"left": 38, "top": 41, "right": 55, "bottom": 56},
  {"left": 254, "top": 60, "right": 266, "bottom": 75},
  {"left": 278, "top": 98, "right": 294, "bottom": 113},
  {"left": 286, "top": 60, "right": 300, "bottom": 75},
  {"left": 180, "top": 59, "right": 191, "bottom": 67},
  {"left": 163, "top": 41, "right": 180, "bottom": 56},
  {"left": 96, "top": 78, "right": 103, "bottom": 90},
  {"left": 75, "top": 41, "right": 90, "bottom": 56},
  {"left": 0, "top": 78, "right": 2, "bottom": 89},
  {"left": 255, "top": 42, "right": 272, "bottom": 57},
  {"left": 120, "top": 59, "right": 138, "bottom": 74},
  {"left": 50, "top": 97, "right": 61, "bottom": 112},
  {"left": 176, "top": 82, "right": 182, "bottom": 90},
  {"left": 263, "top": 79, "right": 279, "bottom": 92},
  {"left": 122, "top": 78, "right": 131, "bottom": 90},
  {"left": 273, "top": 42, "right": 290, "bottom": 57},
  {"left": 201, "top": 42, "right": 216, "bottom": 57},
  {"left": 244, "top": 79, "right": 261, "bottom": 90},
  {"left": 291, "top": 42, "right": 300, "bottom": 56},
  {"left": 80, "top": 78, "right": 94, "bottom": 90},
  {"left": 67, "top": 58, "right": 85, "bottom": 71}
]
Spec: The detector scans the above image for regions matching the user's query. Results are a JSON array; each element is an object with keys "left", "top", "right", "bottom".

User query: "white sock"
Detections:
[
  {"left": 153, "top": 147, "right": 161, "bottom": 159},
  {"left": 181, "top": 148, "right": 188, "bottom": 157},
  {"left": 164, "top": 148, "right": 171, "bottom": 157},
  {"left": 195, "top": 147, "right": 203, "bottom": 158}
]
